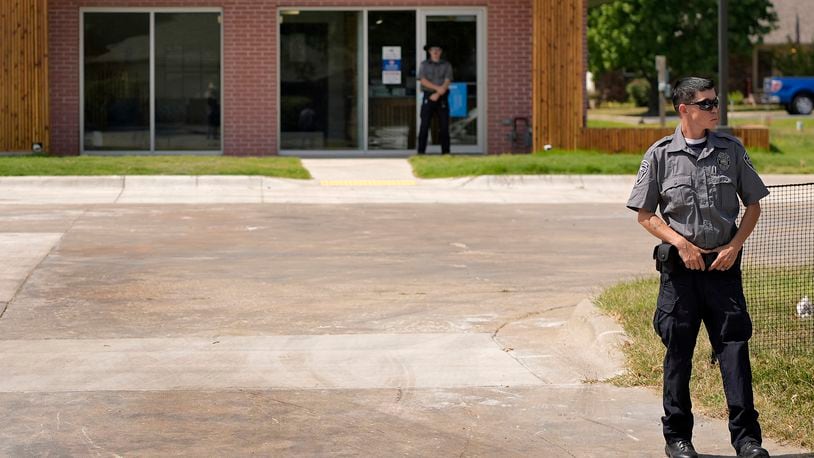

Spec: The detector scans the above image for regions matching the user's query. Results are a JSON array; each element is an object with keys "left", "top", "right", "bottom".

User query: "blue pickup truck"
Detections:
[{"left": 763, "top": 77, "right": 814, "bottom": 115}]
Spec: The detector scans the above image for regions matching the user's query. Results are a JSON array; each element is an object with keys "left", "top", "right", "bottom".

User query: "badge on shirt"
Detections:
[
  {"left": 716, "top": 152, "right": 731, "bottom": 171},
  {"left": 636, "top": 160, "right": 650, "bottom": 185}
]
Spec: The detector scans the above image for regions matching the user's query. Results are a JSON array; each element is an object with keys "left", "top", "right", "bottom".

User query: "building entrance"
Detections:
[{"left": 279, "top": 8, "right": 484, "bottom": 157}]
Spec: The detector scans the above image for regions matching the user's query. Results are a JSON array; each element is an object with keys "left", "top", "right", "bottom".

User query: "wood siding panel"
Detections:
[
  {"left": 577, "top": 127, "right": 770, "bottom": 153},
  {"left": 532, "top": 0, "right": 584, "bottom": 151},
  {"left": 1, "top": 0, "right": 49, "bottom": 153}
]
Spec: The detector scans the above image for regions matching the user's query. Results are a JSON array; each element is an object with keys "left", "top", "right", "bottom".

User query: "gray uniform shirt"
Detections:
[
  {"left": 418, "top": 59, "right": 453, "bottom": 93},
  {"left": 627, "top": 125, "right": 769, "bottom": 250}
]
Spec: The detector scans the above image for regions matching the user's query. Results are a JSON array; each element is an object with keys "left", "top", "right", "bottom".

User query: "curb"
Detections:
[{"left": 562, "top": 298, "right": 631, "bottom": 380}]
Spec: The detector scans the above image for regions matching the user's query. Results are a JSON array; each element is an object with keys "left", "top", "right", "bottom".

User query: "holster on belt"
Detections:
[{"left": 653, "top": 243, "right": 679, "bottom": 273}]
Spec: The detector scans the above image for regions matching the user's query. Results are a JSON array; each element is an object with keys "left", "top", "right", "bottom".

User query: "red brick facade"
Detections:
[{"left": 49, "top": 1, "right": 532, "bottom": 155}]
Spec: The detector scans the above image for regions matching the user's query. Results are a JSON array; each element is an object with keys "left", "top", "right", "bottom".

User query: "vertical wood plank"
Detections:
[
  {"left": 1, "top": 0, "right": 48, "bottom": 153},
  {"left": 532, "top": 0, "right": 584, "bottom": 151}
]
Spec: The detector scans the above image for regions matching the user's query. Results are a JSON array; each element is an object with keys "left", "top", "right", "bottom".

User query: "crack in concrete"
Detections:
[
  {"left": 490, "top": 304, "right": 575, "bottom": 341},
  {"left": 489, "top": 305, "right": 577, "bottom": 385},
  {"left": 533, "top": 429, "right": 578, "bottom": 457},
  {"left": 113, "top": 176, "right": 126, "bottom": 203},
  {"left": 0, "top": 210, "right": 88, "bottom": 321},
  {"left": 81, "top": 426, "right": 123, "bottom": 458},
  {"left": 579, "top": 416, "right": 641, "bottom": 442},
  {"left": 267, "top": 396, "right": 319, "bottom": 416}
]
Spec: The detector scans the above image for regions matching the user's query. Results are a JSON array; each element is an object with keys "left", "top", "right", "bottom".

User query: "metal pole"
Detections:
[
  {"left": 718, "top": 0, "right": 729, "bottom": 129},
  {"left": 656, "top": 55, "right": 667, "bottom": 127}
]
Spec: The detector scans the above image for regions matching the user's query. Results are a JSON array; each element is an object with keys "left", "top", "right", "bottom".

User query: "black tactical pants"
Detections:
[
  {"left": 417, "top": 92, "right": 450, "bottom": 154},
  {"left": 654, "top": 261, "right": 762, "bottom": 451}
]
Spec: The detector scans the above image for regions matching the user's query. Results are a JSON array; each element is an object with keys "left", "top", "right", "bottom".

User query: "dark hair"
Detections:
[{"left": 671, "top": 77, "right": 715, "bottom": 111}]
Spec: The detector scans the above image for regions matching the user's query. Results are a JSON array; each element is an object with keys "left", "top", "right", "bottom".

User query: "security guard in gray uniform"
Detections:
[
  {"left": 627, "top": 77, "right": 770, "bottom": 458},
  {"left": 417, "top": 43, "right": 453, "bottom": 154}
]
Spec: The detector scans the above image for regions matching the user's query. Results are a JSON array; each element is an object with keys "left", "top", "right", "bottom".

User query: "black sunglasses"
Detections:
[{"left": 685, "top": 97, "right": 719, "bottom": 111}]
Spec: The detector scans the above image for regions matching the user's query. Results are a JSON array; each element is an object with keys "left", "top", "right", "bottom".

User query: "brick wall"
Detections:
[
  {"left": 49, "top": 0, "right": 533, "bottom": 155},
  {"left": 486, "top": 0, "right": 533, "bottom": 153},
  {"left": 49, "top": 2, "right": 81, "bottom": 156}
]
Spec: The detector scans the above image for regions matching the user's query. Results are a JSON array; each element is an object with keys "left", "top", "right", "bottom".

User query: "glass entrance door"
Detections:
[
  {"left": 367, "top": 11, "right": 416, "bottom": 151},
  {"left": 278, "top": 8, "right": 484, "bottom": 156},
  {"left": 418, "top": 10, "right": 483, "bottom": 153}
]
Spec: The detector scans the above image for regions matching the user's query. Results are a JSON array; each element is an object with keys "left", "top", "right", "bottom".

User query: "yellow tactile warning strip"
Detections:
[{"left": 319, "top": 180, "right": 417, "bottom": 187}]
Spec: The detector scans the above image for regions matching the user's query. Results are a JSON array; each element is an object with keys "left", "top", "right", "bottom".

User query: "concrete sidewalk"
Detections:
[{"left": 0, "top": 158, "right": 810, "bottom": 204}]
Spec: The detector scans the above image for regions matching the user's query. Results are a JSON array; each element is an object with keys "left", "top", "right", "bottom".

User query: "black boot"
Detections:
[
  {"left": 738, "top": 440, "right": 769, "bottom": 458},
  {"left": 665, "top": 439, "right": 698, "bottom": 458}
]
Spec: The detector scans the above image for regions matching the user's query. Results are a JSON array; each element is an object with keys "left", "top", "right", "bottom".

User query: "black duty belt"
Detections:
[{"left": 653, "top": 243, "right": 734, "bottom": 273}]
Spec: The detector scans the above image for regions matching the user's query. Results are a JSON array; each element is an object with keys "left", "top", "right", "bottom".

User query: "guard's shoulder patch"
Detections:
[
  {"left": 743, "top": 151, "right": 757, "bottom": 171},
  {"left": 635, "top": 160, "right": 651, "bottom": 185}
]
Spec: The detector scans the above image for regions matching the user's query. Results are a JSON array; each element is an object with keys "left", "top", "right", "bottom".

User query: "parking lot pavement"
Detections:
[{"left": 0, "top": 203, "right": 809, "bottom": 456}]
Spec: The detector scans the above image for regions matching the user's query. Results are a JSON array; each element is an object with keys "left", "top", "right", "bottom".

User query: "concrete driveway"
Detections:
[{"left": 0, "top": 171, "right": 810, "bottom": 456}]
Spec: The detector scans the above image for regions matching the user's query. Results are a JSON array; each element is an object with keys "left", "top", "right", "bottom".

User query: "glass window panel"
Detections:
[
  {"left": 83, "top": 13, "right": 150, "bottom": 151},
  {"left": 368, "top": 11, "right": 416, "bottom": 150},
  {"left": 155, "top": 13, "right": 222, "bottom": 151},
  {"left": 427, "top": 15, "right": 478, "bottom": 146},
  {"left": 280, "top": 11, "right": 362, "bottom": 150}
]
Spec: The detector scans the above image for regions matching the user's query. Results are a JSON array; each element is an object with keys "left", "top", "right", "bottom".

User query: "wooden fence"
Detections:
[
  {"left": 0, "top": 0, "right": 49, "bottom": 153},
  {"left": 578, "top": 126, "right": 770, "bottom": 153}
]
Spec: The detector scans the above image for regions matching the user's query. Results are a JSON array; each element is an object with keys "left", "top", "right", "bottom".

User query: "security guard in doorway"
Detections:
[
  {"left": 417, "top": 43, "right": 453, "bottom": 155},
  {"left": 627, "top": 77, "right": 770, "bottom": 458}
]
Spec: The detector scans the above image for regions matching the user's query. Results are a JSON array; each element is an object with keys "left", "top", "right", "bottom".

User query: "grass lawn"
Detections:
[
  {"left": 410, "top": 150, "right": 644, "bottom": 178},
  {"left": 412, "top": 115, "right": 814, "bottom": 178},
  {"left": 736, "top": 117, "right": 814, "bottom": 174},
  {"left": 596, "top": 277, "right": 814, "bottom": 449},
  {"left": 0, "top": 155, "right": 311, "bottom": 179}
]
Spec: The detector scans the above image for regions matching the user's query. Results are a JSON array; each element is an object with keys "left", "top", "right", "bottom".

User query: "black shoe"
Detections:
[
  {"left": 738, "top": 440, "right": 770, "bottom": 458},
  {"left": 665, "top": 439, "right": 698, "bottom": 458}
]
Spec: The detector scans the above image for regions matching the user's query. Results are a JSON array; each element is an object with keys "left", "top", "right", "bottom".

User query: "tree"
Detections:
[
  {"left": 773, "top": 40, "right": 814, "bottom": 76},
  {"left": 588, "top": 0, "right": 777, "bottom": 111}
]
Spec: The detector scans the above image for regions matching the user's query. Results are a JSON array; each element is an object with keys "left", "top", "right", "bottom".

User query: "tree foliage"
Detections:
[
  {"left": 773, "top": 41, "right": 814, "bottom": 76},
  {"left": 588, "top": 0, "right": 778, "bottom": 82}
]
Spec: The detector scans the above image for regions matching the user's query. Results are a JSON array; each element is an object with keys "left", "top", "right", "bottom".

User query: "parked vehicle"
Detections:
[{"left": 763, "top": 77, "right": 814, "bottom": 115}]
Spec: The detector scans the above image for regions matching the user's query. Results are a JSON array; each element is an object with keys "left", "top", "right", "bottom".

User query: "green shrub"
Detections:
[
  {"left": 626, "top": 78, "right": 651, "bottom": 107},
  {"left": 729, "top": 90, "right": 745, "bottom": 105}
]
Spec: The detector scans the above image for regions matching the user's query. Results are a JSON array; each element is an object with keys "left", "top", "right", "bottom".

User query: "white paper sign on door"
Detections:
[{"left": 382, "top": 46, "right": 402, "bottom": 85}]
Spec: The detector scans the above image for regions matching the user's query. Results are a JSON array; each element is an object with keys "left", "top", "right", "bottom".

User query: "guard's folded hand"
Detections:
[
  {"left": 676, "top": 240, "right": 708, "bottom": 270},
  {"left": 709, "top": 244, "right": 741, "bottom": 271}
]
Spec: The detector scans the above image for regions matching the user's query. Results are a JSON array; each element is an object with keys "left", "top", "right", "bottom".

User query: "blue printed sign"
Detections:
[
  {"left": 382, "top": 59, "right": 401, "bottom": 72},
  {"left": 448, "top": 83, "right": 468, "bottom": 117},
  {"left": 382, "top": 46, "right": 402, "bottom": 85}
]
